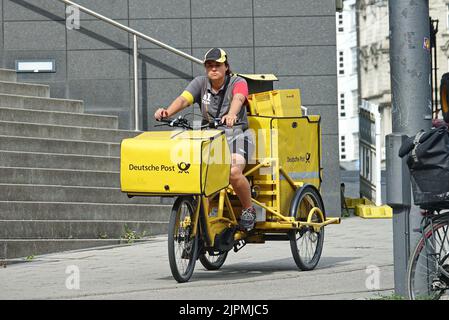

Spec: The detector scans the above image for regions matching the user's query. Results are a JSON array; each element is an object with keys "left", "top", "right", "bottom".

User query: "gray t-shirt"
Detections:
[{"left": 184, "top": 75, "right": 249, "bottom": 129}]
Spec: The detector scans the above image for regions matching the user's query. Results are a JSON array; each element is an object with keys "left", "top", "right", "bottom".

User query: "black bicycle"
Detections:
[{"left": 406, "top": 206, "right": 449, "bottom": 300}]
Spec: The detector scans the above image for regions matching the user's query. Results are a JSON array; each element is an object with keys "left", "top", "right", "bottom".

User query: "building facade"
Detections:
[
  {"left": 355, "top": 0, "right": 449, "bottom": 203},
  {"left": 357, "top": 0, "right": 448, "bottom": 159},
  {"left": 336, "top": 0, "right": 359, "bottom": 168},
  {"left": 356, "top": 0, "right": 390, "bottom": 164}
]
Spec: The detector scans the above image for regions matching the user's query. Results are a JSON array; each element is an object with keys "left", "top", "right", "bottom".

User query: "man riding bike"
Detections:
[{"left": 154, "top": 48, "right": 257, "bottom": 231}]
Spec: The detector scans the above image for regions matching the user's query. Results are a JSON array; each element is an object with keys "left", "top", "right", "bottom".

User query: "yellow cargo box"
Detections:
[
  {"left": 248, "top": 89, "right": 302, "bottom": 117},
  {"left": 120, "top": 130, "right": 231, "bottom": 197},
  {"left": 247, "top": 115, "right": 321, "bottom": 216}
]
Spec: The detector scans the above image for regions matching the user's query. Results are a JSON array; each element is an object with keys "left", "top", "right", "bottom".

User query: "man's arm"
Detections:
[
  {"left": 166, "top": 95, "right": 190, "bottom": 116},
  {"left": 155, "top": 78, "right": 201, "bottom": 120},
  {"left": 221, "top": 94, "right": 245, "bottom": 126},
  {"left": 222, "top": 79, "right": 248, "bottom": 127},
  {"left": 154, "top": 96, "right": 190, "bottom": 120}
]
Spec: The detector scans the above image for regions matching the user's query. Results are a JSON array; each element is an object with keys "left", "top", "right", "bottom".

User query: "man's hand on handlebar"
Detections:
[
  {"left": 154, "top": 108, "right": 169, "bottom": 121},
  {"left": 221, "top": 113, "right": 238, "bottom": 128}
]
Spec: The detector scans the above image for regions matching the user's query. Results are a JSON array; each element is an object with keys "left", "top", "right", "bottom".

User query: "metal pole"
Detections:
[
  {"left": 133, "top": 35, "right": 139, "bottom": 131},
  {"left": 388, "top": 0, "right": 432, "bottom": 297},
  {"left": 375, "top": 106, "right": 381, "bottom": 206},
  {"left": 58, "top": 0, "right": 203, "bottom": 65}
]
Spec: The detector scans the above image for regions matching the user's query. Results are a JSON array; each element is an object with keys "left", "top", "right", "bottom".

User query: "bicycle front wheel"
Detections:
[
  {"left": 168, "top": 196, "right": 199, "bottom": 283},
  {"left": 407, "top": 215, "right": 449, "bottom": 300}
]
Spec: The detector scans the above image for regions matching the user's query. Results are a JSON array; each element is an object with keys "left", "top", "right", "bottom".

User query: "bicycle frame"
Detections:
[{"left": 186, "top": 156, "right": 341, "bottom": 250}]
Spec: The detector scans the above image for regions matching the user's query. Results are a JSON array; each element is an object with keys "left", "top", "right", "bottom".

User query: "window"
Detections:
[
  {"left": 351, "top": 48, "right": 358, "bottom": 74},
  {"left": 338, "top": 12, "right": 344, "bottom": 32},
  {"left": 352, "top": 90, "right": 358, "bottom": 116},
  {"left": 339, "top": 93, "right": 345, "bottom": 117},
  {"left": 350, "top": 5, "right": 356, "bottom": 29},
  {"left": 447, "top": 4, "right": 449, "bottom": 29},
  {"left": 338, "top": 51, "right": 345, "bottom": 75},
  {"left": 340, "top": 136, "right": 346, "bottom": 160}
]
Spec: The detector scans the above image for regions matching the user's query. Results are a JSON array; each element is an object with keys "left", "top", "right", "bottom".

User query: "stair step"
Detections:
[
  {"left": 0, "top": 184, "right": 173, "bottom": 205},
  {"left": 0, "top": 151, "right": 119, "bottom": 171},
  {"left": 0, "top": 121, "right": 140, "bottom": 143},
  {"left": 0, "top": 201, "right": 171, "bottom": 221},
  {"left": 0, "top": 94, "right": 83, "bottom": 113},
  {"left": 0, "top": 69, "right": 17, "bottom": 82},
  {"left": 0, "top": 220, "right": 168, "bottom": 240},
  {"left": 0, "top": 239, "right": 120, "bottom": 261},
  {"left": 0, "top": 167, "right": 120, "bottom": 188},
  {"left": 0, "top": 81, "right": 50, "bottom": 97},
  {"left": 0, "top": 136, "right": 120, "bottom": 157},
  {"left": 0, "top": 107, "right": 118, "bottom": 129}
]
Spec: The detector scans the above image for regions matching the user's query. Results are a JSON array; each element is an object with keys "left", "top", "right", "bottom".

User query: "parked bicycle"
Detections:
[{"left": 406, "top": 206, "right": 449, "bottom": 300}]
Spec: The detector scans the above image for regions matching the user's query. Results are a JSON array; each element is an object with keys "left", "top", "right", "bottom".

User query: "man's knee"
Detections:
[{"left": 230, "top": 166, "right": 243, "bottom": 183}]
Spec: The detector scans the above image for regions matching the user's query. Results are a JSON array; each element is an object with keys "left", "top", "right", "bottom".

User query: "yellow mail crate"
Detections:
[
  {"left": 121, "top": 130, "right": 231, "bottom": 197},
  {"left": 248, "top": 89, "right": 302, "bottom": 117}
]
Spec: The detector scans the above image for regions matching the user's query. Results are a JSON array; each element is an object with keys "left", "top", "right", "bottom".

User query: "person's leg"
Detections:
[
  {"left": 230, "top": 153, "right": 256, "bottom": 231},
  {"left": 229, "top": 153, "right": 252, "bottom": 209}
]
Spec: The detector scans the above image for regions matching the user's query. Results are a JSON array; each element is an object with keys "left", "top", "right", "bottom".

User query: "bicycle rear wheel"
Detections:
[
  {"left": 288, "top": 185, "right": 325, "bottom": 271},
  {"left": 168, "top": 196, "right": 199, "bottom": 283},
  {"left": 407, "top": 214, "right": 449, "bottom": 300}
]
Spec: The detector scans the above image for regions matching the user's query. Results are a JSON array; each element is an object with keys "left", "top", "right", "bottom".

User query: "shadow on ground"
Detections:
[{"left": 157, "top": 256, "right": 358, "bottom": 282}]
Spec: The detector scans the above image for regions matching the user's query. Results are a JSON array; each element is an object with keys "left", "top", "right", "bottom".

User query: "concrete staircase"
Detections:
[{"left": 0, "top": 68, "right": 170, "bottom": 262}]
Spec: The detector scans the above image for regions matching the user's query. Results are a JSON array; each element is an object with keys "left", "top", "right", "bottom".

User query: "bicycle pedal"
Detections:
[{"left": 233, "top": 240, "right": 246, "bottom": 253}]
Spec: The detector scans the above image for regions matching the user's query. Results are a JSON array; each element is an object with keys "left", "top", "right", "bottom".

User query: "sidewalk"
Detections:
[{"left": 0, "top": 216, "right": 394, "bottom": 300}]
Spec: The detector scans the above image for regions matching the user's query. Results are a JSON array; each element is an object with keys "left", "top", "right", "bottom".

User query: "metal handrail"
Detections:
[{"left": 57, "top": 0, "right": 204, "bottom": 131}]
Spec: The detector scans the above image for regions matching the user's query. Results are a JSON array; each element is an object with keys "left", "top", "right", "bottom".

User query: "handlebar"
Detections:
[{"left": 156, "top": 115, "right": 243, "bottom": 130}]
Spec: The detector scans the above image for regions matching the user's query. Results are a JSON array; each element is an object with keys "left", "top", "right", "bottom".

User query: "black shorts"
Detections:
[{"left": 224, "top": 128, "right": 255, "bottom": 164}]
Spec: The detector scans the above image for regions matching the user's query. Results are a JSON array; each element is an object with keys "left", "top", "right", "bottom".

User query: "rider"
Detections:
[{"left": 154, "top": 48, "right": 257, "bottom": 231}]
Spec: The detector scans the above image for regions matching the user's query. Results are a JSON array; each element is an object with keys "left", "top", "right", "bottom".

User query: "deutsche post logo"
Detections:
[
  {"left": 305, "top": 153, "right": 311, "bottom": 164},
  {"left": 177, "top": 162, "right": 191, "bottom": 174}
]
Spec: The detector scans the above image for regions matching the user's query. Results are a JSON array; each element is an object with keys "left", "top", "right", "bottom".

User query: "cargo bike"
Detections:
[{"left": 120, "top": 77, "right": 341, "bottom": 282}]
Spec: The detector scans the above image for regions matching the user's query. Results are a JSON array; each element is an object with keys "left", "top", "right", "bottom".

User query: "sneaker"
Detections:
[{"left": 239, "top": 207, "right": 256, "bottom": 231}]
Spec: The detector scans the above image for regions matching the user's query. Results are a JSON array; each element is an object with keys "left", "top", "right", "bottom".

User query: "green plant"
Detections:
[
  {"left": 122, "top": 225, "right": 142, "bottom": 244},
  {"left": 369, "top": 293, "right": 406, "bottom": 300},
  {"left": 98, "top": 233, "right": 108, "bottom": 239},
  {"left": 26, "top": 255, "right": 35, "bottom": 262},
  {"left": 341, "top": 210, "right": 351, "bottom": 218}
]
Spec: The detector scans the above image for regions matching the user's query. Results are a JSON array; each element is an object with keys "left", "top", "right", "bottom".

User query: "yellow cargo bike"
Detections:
[{"left": 120, "top": 75, "right": 341, "bottom": 283}]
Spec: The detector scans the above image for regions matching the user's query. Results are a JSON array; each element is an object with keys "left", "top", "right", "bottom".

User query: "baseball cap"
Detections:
[{"left": 203, "top": 48, "right": 227, "bottom": 63}]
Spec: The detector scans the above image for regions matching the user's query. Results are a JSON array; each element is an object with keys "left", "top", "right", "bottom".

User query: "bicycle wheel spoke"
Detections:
[{"left": 437, "top": 225, "right": 449, "bottom": 259}]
